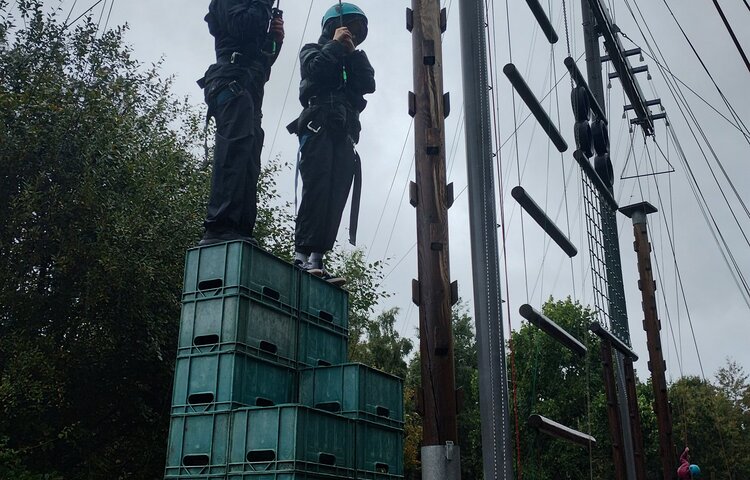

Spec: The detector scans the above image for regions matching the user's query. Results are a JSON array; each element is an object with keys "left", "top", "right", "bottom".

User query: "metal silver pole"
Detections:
[{"left": 458, "top": 1, "right": 514, "bottom": 479}]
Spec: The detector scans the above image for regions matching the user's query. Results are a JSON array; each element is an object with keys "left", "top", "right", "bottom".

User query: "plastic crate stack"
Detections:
[{"left": 165, "top": 240, "right": 405, "bottom": 480}]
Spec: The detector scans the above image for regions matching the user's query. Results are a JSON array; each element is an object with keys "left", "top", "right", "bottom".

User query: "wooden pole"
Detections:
[
  {"left": 620, "top": 202, "right": 677, "bottom": 480},
  {"left": 409, "top": 1, "right": 459, "bottom": 477}
]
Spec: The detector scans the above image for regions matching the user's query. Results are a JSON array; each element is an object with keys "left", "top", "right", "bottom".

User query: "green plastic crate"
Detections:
[
  {"left": 298, "top": 364, "right": 404, "bottom": 428},
  {"left": 298, "top": 270, "right": 348, "bottom": 330},
  {"left": 164, "top": 412, "right": 232, "bottom": 477},
  {"left": 355, "top": 420, "right": 404, "bottom": 476},
  {"left": 228, "top": 406, "right": 356, "bottom": 477},
  {"left": 226, "top": 471, "right": 349, "bottom": 480},
  {"left": 165, "top": 476, "right": 227, "bottom": 480},
  {"left": 183, "top": 241, "right": 297, "bottom": 309},
  {"left": 178, "top": 293, "right": 297, "bottom": 365},
  {"left": 297, "top": 319, "right": 348, "bottom": 368},
  {"left": 171, "top": 348, "right": 297, "bottom": 414}
]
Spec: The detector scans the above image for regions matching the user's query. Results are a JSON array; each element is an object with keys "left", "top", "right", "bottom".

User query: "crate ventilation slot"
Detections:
[
  {"left": 247, "top": 450, "right": 276, "bottom": 462},
  {"left": 259, "top": 341, "right": 278, "bottom": 354},
  {"left": 194, "top": 334, "right": 220, "bottom": 346},
  {"left": 318, "top": 453, "right": 336, "bottom": 465},
  {"left": 315, "top": 402, "right": 342, "bottom": 413},
  {"left": 183, "top": 454, "right": 210, "bottom": 467},
  {"left": 376, "top": 406, "right": 391, "bottom": 418},
  {"left": 198, "top": 279, "right": 223, "bottom": 290},
  {"left": 262, "top": 286, "right": 280, "bottom": 301},
  {"left": 188, "top": 393, "right": 215, "bottom": 405}
]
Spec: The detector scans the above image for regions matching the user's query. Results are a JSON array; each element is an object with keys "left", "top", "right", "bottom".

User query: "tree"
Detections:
[
  {"left": 355, "top": 307, "right": 413, "bottom": 379},
  {"left": 0, "top": 3, "right": 210, "bottom": 477}
]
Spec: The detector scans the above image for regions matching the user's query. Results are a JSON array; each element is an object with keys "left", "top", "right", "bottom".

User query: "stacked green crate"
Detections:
[
  {"left": 166, "top": 240, "right": 404, "bottom": 480},
  {"left": 297, "top": 272, "right": 349, "bottom": 367},
  {"left": 228, "top": 406, "right": 355, "bottom": 477},
  {"left": 299, "top": 364, "right": 405, "bottom": 478},
  {"left": 167, "top": 241, "right": 301, "bottom": 478}
]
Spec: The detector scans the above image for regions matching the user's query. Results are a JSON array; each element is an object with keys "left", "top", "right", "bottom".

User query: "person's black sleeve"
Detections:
[
  {"left": 346, "top": 50, "right": 376, "bottom": 95},
  {"left": 300, "top": 41, "right": 348, "bottom": 84},
  {"left": 217, "top": 0, "right": 274, "bottom": 42}
]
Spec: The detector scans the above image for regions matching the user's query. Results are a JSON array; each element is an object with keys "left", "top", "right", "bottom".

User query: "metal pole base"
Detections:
[{"left": 422, "top": 443, "right": 461, "bottom": 480}]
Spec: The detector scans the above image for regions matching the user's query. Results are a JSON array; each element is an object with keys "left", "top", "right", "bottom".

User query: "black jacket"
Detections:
[
  {"left": 298, "top": 40, "right": 376, "bottom": 114},
  {"left": 202, "top": 0, "right": 279, "bottom": 92}
]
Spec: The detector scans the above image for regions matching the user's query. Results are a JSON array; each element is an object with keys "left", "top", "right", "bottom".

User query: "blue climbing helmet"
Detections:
[
  {"left": 321, "top": 3, "right": 368, "bottom": 43},
  {"left": 689, "top": 465, "right": 701, "bottom": 478}
]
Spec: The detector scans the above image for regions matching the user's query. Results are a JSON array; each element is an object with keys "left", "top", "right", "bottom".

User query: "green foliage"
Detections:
[
  {"left": 253, "top": 156, "right": 296, "bottom": 260},
  {"left": 326, "top": 249, "right": 389, "bottom": 361},
  {"left": 355, "top": 307, "right": 413, "bottom": 380},
  {"left": 0, "top": 2, "right": 209, "bottom": 478},
  {"left": 670, "top": 367, "right": 750, "bottom": 479}
]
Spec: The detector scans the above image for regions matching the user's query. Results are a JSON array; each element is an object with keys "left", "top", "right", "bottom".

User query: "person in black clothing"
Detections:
[
  {"left": 198, "top": 0, "right": 284, "bottom": 246},
  {"left": 289, "top": 3, "right": 375, "bottom": 274}
]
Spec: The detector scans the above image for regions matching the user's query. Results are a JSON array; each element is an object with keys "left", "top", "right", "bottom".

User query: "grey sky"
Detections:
[{"left": 24, "top": 0, "right": 750, "bottom": 382}]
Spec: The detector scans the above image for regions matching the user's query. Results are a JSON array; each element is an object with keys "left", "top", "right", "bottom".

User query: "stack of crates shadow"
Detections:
[{"left": 165, "top": 241, "right": 404, "bottom": 480}]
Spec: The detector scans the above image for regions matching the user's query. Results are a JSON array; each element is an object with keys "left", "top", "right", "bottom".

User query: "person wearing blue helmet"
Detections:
[
  {"left": 287, "top": 3, "right": 375, "bottom": 276},
  {"left": 678, "top": 447, "right": 702, "bottom": 478},
  {"left": 197, "top": 0, "right": 285, "bottom": 245}
]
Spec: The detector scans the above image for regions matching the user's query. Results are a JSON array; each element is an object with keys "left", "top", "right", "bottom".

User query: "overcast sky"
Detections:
[{"left": 15, "top": 0, "right": 749, "bottom": 382}]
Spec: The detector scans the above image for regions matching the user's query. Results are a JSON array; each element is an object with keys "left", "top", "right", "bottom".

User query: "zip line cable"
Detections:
[
  {"left": 654, "top": 0, "right": 750, "bottom": 142},
  {"left": 263, "top": 1, "right": 315, "bottom": 167},
  {"left": 365, "top": 119, "right": 413, "bottom": 260},
  {"left": 665, "top": 123, "right": 750, "bottom": 309},
  {"left": 643, "top": 139, "right": 736, "bottom": 473},
  {"left": 744, "top": 0, "right": 750, "bottom": 13},
  {"left": 625, "top": 0, "right": 750, "bottom": 158},
  {"left": 630, "top": 41, "right": 750, "bottom": 143},
  {"left": 708, "top": 0, "right": 750, "bottom": 75},
  {"left": 624, "top": 0, "right": 750, "bottom": 250},
  {"left": 63, "top": 0, "right": 106, "bottom": 30}
]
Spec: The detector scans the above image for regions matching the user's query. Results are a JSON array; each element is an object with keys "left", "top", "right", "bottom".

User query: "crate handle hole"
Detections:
[
  {"left": 198, "top": 279, "right": 223, "bottom": 291},
  {"left": 262, "top": 286, "right": 280, "bottom": 301},
  {"left": 259, "top": 341, "right": 278, "bottom": 354},
  {"left": 319, "top": 453, "right": 336, "bottom": 465},
  {"left": 188, "top": 392, "right": 215, "bottom": 405},
  {"left": 315, "top": 402, "right": 341, "bottom": 413},
  {"left": 376, "top": 406, "right": 391, "bottom": 418},
  {"left": 317, "top": 360, "right": 332, "bottom": 367},
  {"left": 247, "top": 450, "right": 276, "bottom": 462},
  {"left": 376, "top": 463, "right": 390, "bottom": 473},
  {"left": 194, "top": 334, "right": 220, "bottom": 346},
  {"left": 255, "top": 397, "right": 274, "bottom": 407},
  {"left": 318, "top": 311, "right": 334, "bottom": 323},
  {"left": 183, "top": 454, "right": 210, "bottom": 467}
]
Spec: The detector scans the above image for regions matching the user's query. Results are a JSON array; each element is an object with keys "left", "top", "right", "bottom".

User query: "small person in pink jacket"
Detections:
[{"left": 677, "top": 447, "right": 702, "bottom": 479}]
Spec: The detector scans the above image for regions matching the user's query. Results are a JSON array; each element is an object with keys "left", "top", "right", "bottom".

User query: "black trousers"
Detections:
[
  {"left": 204, "top": 83, "right": 264, "bottom": 237},
  {"left": 295, "top": 126, "right": 356, "bottom": 254}
]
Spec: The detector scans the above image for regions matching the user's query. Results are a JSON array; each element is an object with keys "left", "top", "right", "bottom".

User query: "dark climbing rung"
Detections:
[
  {"left": 589, "top": 322, "right": 639, "bottom": 360},
  {"left": 529, "top": 414, "right": 596, "bottom": 447},
  {"left": 573, "top": 150, "right": 619, "bottom": 210},
  {"left": 525, "top": 0, "right": 559, "bottom": 44},
  {"left": 519, "top": 304, "right": 587, "bottom": 357},
  {"left": 511, "top": 187, "right": 578, "bottom": 258},
  {"left": 564, "top": 56, "right": 607, "bottom": 122},
  {"left": 503, "top": 63, "right": 568, "bottom": 153}
]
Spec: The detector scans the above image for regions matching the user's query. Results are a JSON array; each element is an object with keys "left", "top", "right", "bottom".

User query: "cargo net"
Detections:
[{"left": 581, "top": 169, "right": 630, "bottom": 342}]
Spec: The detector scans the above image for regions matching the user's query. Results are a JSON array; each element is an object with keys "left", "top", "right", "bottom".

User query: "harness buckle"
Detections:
[{"left": 306, "top": 121, "right": 322, "bottom": 134}]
